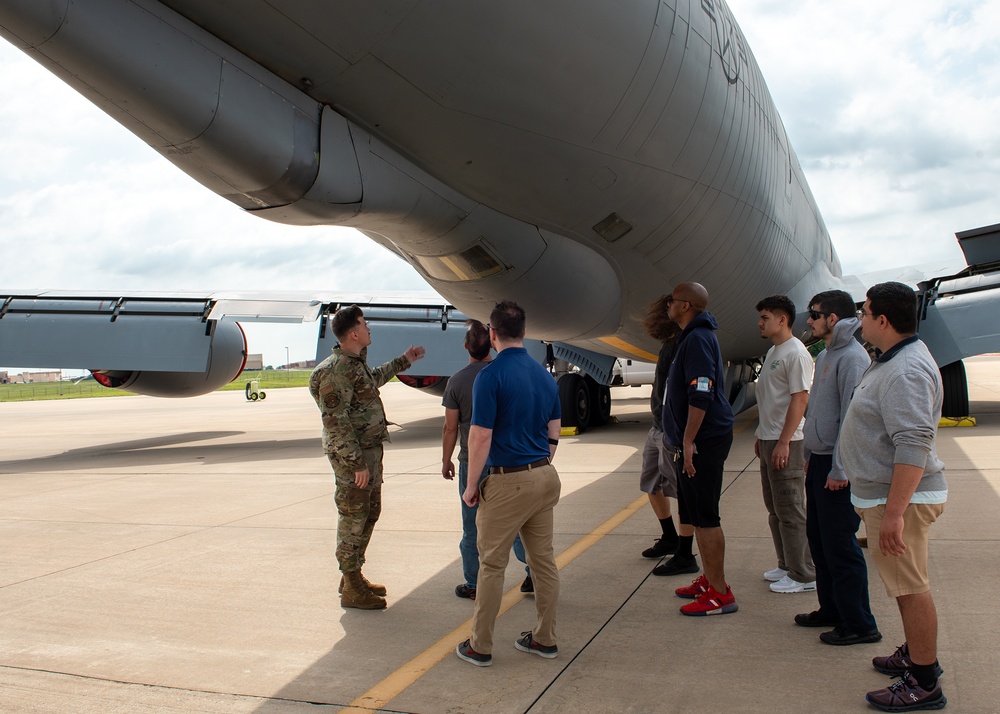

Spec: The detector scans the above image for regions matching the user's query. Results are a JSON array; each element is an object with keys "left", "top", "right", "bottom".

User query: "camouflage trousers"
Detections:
[{"left": 329, "top": 445, "right": 384, "bottom": 572}]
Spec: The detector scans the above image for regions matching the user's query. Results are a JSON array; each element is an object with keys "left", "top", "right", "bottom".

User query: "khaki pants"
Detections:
[
  {"left": 470, "top": 464, "right": 561, "bottom": 654},
  {"left": 759, "top": 439, "right": 814, "bottom": 583}
]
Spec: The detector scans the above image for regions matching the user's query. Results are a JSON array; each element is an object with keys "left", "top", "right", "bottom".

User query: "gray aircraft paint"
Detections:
[{"left": 1, "top": 1, "right": 998, "bottom": 399}]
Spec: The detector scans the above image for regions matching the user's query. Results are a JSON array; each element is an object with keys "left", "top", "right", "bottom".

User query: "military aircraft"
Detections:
[{"left": 1, "top": 0, "right": 998, "bottom": 431}]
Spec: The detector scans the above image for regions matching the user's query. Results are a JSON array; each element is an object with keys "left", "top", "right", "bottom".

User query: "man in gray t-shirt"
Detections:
[{"left": 442, "top": 320, "right": 528, "bottom": 600}]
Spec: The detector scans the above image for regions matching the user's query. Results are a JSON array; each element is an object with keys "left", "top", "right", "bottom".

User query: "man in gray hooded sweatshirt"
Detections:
[{"left": 796, "top": 290, "right": 880, "bottom": 646}]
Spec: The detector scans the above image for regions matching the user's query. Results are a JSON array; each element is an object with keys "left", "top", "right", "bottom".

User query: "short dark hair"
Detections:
[
  {"left": 755, "top": 294, "right": 796, "bottom": 327},
  {"left": 643, "top": 295, "right": 682, "bottom": 343},
  {"left": 867, "top": 282, "right": 917, "bottom": 334},
  {"left": 332, "top": 304, "right": 364, "bottom": 341},
  {"left": 809, "top": 290, "right": 856, "bottom": 320},
  {"left": 489, "top": 300, "right": 526, "bottom": 340},
  {"left": 464, "top": 319, "right": 491, "bottom": 359}
]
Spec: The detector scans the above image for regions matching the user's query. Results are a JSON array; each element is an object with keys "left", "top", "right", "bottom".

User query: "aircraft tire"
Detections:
[
  {"left": 558, "top": 373, "right": 590, "bottom": 434},
  {"left": 940, "top": 360, "right": 969, "bottom": 418},
  {"left": 585, "top": 376, "right": 611, "bottom": 427}
]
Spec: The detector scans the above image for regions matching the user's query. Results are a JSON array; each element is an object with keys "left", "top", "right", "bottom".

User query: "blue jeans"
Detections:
[{"left": 459, "top": 461, "right": 528, "bottom": 588}]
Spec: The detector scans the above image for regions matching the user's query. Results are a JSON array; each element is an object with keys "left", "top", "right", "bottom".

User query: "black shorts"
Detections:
[{"left": 676, "top": 432, "right": 732, "bottom": 528}]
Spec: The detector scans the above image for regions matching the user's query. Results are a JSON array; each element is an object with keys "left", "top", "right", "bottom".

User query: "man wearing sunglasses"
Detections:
[
  {"left": 796, "top": 290, "right": 881, "bottom": 647},
  {"left": 840, "top": 282, "right": 947, "bottom": 712},
  {"left": 661, "top": 282, "right": 737, "bottom": 616}
]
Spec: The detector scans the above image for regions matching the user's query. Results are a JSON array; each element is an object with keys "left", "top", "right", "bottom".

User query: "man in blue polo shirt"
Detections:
[
  {"left": 455, "top": 300, "right": 562, "bottom": 667},
  {"left": 662, "top": 281, "right": 738, "bottom": 616}
]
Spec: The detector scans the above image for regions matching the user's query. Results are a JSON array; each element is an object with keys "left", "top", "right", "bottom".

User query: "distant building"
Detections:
[
  {"left": 285, "top": 360, "right": 316, "bottom": 370},
  {"left": 30, "top": 371, "right": 62, "bottom": 383},
  {"left": 0, "top": 371, "right": 8, "bottom": 384}
]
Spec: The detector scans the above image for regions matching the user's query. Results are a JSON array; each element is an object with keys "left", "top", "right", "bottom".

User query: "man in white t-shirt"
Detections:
[{"left": 755, "top": 295, "right": 816, "bottom": 594}]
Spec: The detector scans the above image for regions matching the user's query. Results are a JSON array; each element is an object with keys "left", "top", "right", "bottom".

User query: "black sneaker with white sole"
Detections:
[
  {"left": 514, "top": 631, "right": 557, "bottom": 659},
  {"left": 456, "top": 639, "right": 492, "bottom": 667}
]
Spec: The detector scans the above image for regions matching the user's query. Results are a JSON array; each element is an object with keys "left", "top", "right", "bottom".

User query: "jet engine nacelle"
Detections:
[
  {"left": 91, "top": 321, "right": 247, "bottom": 398},
  {"left": 0, "top": 295, "right": 248, "bottom": 397}
]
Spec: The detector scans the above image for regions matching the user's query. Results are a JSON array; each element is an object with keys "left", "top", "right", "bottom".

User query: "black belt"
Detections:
[{"left": 489, "top": 458, "right": 550, "bottom": 475}]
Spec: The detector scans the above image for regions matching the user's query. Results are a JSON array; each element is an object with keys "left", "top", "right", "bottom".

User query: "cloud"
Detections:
[{"left": 730, "top": 0, "right": 999, "bottom": 273}]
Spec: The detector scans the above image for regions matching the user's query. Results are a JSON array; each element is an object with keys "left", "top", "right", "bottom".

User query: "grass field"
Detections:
[
  {"left": 0, "top": 380, "right": 135, "bottom": 402},
  {"left": 0, "top": 370, "right": 315, "bottom": 402},
  {"left": 220, "top": 370, "right": 313, "bottom": 393}
]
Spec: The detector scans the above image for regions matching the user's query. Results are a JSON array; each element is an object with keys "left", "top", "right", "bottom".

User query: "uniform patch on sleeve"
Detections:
[{"left": 694, "top": 377, "right": 713, "bottom": 393}]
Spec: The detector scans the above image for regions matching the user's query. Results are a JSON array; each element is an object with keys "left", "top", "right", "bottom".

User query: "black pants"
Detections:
[{"left": 805, "top": 454, "right": 877, "bottom": 634}]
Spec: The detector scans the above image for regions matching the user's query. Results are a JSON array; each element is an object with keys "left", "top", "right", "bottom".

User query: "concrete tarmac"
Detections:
[{"left": 2, "top": 356, "right": 999, "bottom": 713}]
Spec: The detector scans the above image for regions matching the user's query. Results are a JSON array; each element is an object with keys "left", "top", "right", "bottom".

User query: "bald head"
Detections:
[
  {"left": 666, "top": 281, "right": 709, "bottom": 329},
  {"left": 673, "top": 282, "right": 709, "bottom": 311}
]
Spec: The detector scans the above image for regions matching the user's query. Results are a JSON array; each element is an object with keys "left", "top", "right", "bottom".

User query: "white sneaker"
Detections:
[
  {"left": 769, "top": 575, "right": 817, "bottom": 593},
  {"left": 763, "top": 567, "right": 788, "bottom": 582}
]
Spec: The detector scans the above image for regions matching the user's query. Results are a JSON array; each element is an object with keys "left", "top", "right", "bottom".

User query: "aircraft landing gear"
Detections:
[
  {"left": 557, "top": 373, "right": 612, "bottom": 433},
  {"left": 940, "top": 360, "right": 969, "bottom": 418},
  {"left": 586, "top": 375, "right": 611, "bottom": 427},
  {"left": 558, "top": 373, "right": 590, "bottom": 433}
]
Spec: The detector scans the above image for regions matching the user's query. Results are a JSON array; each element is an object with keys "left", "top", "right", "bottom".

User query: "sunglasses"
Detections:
[{"left": 808, "top": 309, "right": 831, "bottom": 320}]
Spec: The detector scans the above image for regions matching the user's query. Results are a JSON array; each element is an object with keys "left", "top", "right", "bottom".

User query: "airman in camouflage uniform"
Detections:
[{"left": 309, "top": 304, "right": 425, "bottom": 609}]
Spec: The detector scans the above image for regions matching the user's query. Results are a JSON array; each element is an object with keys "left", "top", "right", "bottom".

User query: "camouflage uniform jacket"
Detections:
[{"left": 308, "top": 346, "right": 412, "bottom": 471}]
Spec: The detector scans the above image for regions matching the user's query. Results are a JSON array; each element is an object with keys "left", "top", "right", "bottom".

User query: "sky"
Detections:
[{"left": 1, "top": 0, "right": 998, "bottom": 371}]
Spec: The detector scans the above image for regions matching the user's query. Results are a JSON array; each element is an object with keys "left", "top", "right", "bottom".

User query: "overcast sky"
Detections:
[{"left": 1, "top": 0, "right": 997, "bottom": 370}]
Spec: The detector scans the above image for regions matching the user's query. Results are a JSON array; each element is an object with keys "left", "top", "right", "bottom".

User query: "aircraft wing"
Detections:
[
  {"left": 0, "top": 289, "right": 481, "bottom": 397},
  {"left": 840, "top": 261, "right": 966, "bottom": 299},
  {"left": 840, "top": 225, "right": 1000, "bottom": 369}
]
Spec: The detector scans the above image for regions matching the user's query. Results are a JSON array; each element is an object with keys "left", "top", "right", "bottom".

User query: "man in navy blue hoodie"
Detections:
[{"left": 662, "top": 282, "right": 738, "bottom": 616}]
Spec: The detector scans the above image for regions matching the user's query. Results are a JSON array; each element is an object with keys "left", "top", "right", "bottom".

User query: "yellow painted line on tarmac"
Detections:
[
  {"left": 339, "top": 494, "right": 650, "bottom": 713},
  {"left": 597, "top": 336, "right": 659, "bottom": 362}
]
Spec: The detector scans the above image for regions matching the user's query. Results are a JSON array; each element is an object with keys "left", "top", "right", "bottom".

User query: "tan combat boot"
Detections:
[
  {"left": 339, "top": 572, "right": 387, "bottom": 597},
  {"left": 341, "top": 570, "right": 387, "bottom": 610}
]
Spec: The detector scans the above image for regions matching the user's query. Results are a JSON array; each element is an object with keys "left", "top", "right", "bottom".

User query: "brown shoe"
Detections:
[
  {"left": 341, "top": 570, "right": 387, "bottom": 610},
  {"left": 339, "top": 572, "right": 387, "bottom": 597}
]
